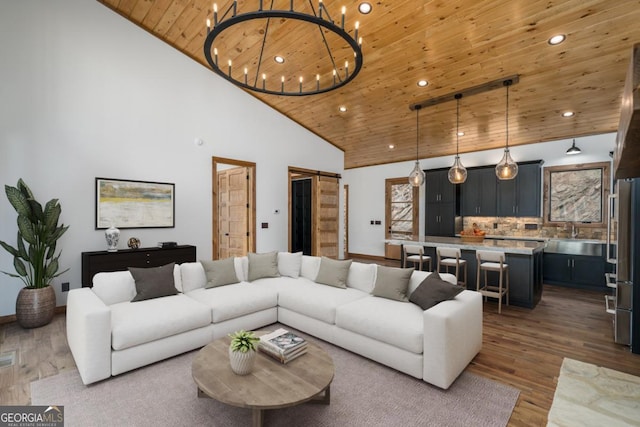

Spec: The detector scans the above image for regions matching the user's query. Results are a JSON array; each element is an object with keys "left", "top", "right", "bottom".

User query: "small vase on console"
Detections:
[{"left": 105, "top": 225, "right": 120, "bottom": 252}]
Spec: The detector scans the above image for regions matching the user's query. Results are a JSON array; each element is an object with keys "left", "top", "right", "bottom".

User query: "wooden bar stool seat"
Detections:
[
  {"left": 403, "top": 245, "right": 432, "bottom": 272},
  {"left": 475, "top": 250, "right": 509, "bottom": 314},
  {"left": 436, "top": 247, "right": 467, "bottom": 286}
]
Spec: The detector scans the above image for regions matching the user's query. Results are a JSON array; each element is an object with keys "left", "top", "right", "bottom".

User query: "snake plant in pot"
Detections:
[{"left": 0, "top": 179, "right": 69, "bottom": 328}]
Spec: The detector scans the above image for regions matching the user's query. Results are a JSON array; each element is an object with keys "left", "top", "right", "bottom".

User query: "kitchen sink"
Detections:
[{"left": 544, "top": 239, "right": 604, "bottom": 256}]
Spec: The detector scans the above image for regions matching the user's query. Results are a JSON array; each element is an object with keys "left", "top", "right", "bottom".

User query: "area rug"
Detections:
[
  {"left": 547, "top": 358, "right": 640, "bottom": 427},
  {"left": 32, "top": 330, "right": 519, "bottom": 427}
]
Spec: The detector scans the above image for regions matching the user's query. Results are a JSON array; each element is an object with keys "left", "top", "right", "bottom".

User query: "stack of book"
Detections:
[{"left": 258, "top": 328, "right": 308, "bottom": 364}]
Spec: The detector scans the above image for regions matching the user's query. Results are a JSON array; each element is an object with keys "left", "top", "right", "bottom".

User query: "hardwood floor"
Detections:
[{"left": 1, "top": 284, "right": 638, "bottom": 426}]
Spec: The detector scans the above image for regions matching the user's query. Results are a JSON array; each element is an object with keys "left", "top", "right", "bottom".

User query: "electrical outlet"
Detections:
[{"left": 62, "top": 282, "right": 70, "bottom": 292}]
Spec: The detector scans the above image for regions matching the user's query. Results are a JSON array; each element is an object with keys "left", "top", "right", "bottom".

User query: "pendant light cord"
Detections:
[
  {"left": 504, "top": 79, "right": 512, "bottom": 150},
  {"left": 455, "top": 93, "right": 462, "bottom": 156},
  {"left": 415, "top": 105, "right": 421, "bottom": 160}
]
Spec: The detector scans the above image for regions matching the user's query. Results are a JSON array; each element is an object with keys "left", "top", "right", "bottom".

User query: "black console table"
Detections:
[{"left": 81, "top": 245, "right": 196, "bottom": 287}]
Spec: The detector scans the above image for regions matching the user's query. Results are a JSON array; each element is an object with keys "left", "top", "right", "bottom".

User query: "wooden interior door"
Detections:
[
  {"left": 314, "top": 175, "right": 340, "bottom": 258},
  {"left": 213, "top": 157, "right": 256, "bottom": 260},
  {"left": 221, "top": 167, "right": 250, "bottom": 258},
  {"left": 218, "top": 170, "right": 231, "bottom": 259}
]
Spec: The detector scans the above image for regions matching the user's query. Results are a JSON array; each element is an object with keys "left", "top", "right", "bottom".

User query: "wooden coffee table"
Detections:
[{"left": 192, "top": 332, "right": 335, "bottom": 427}]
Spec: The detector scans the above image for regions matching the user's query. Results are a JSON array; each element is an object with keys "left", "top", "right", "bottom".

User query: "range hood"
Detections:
[{"left": 614, "top": 43, "right": 640, "bottom": 179}]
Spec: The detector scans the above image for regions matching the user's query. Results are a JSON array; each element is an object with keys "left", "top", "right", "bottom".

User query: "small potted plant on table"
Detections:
[{"left": 228, "top": 330, "right": 260, "bottom": 375}]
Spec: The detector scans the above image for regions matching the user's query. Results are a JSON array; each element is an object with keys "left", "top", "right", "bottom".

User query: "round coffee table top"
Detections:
[{"left": 192, "top": 332, "right": 335, "bottom": 410}]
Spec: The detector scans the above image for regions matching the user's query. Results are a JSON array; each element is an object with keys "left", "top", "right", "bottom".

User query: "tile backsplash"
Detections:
[{"left": 462, "top": 217, "right": 606, "bottom": 241}]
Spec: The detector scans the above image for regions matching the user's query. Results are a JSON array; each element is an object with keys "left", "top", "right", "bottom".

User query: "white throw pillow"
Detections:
[
  {"left": 277, "top": 252, "right": 302, "bottom": 278},
  {"left": 179, "top": 262, "right": 207, "bottom": 293},
  {"left": 347, "top": 262, "right": 377, "bottom": 293},
  {"left": 300, "top": 255, "right": 321, "bottom": 281}
]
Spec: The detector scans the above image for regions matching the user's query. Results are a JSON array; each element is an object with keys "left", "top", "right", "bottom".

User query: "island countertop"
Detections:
[{"left": 386, "top": 236, "right": 546, "bottom": 255}]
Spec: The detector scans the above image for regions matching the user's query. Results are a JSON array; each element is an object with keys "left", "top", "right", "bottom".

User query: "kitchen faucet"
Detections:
[{"left": 571, "top": 223, "right": 578, "bottom": 239}]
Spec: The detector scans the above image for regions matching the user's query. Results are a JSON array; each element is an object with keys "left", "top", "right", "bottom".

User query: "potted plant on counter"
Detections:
[
  {"left": 228, "top": 330, "right": 260, "bottom": 375},
  {"left": 0, "top": 179, "right": 69, "bottom": 328}
]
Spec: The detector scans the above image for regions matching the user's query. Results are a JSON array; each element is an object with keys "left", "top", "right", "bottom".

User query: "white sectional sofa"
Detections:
[{"left": 66, "top": 253, "right": 482, "bottom": 389}]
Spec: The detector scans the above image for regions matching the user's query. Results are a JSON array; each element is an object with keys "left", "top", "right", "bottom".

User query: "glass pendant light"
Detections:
[
  {"left": 409, "top": 105, "right": 426, "bottom": 186},
  {"left": 448, "top": 93, "right": 467, "bottom": 184},
  {"left": 495, "top": 79, "right": 518, "bottom": 180}
]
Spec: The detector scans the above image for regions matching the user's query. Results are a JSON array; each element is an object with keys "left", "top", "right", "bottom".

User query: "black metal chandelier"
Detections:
[{"left": 204, "top": 1, "right": 364, "bottom": 96}]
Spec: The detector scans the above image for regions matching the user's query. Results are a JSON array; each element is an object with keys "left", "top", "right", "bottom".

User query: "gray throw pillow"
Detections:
[
  {"left": 314, "top": 257, "right": 352, "bottom": 288},
  {"left": 129, "top": 262, "right": 178, "bottom": 302},
  {"left": 409, "top": 271, "right": 464, "bottom": 310},
  {"left": 201, "top": 258, "right": 239, "bottom": 288},
  {"left": 371, "top": 265, "right": 414, "bottom": 301},
  {"left": 247, "top": 251, "right": 279, "bottom": 282}
]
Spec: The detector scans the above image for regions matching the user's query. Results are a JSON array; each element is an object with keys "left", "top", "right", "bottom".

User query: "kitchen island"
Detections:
[{"left": 387, "top": 236, "right": 545, "bottom": 309}]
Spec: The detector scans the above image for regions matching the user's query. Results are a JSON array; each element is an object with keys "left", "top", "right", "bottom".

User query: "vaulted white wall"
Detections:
[
  {"left": 344, "top": 134, "right": 616, "bottom": 257},
  {"left": 0, "top": 0, "right": 343, "bottom": 316}
]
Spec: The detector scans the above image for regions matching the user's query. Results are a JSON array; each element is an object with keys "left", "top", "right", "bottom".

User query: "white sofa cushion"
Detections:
[
  {"left": 346, "top": 262, "right": 377, "bottom": 293},
  {"left": 92, "top": 271, "right": 136, "bottom": 306},
  {"left": 300, "top": 255, "right": 321, "bottom": 280},
  {"left": 336, "top": 296, "right": 425, "bottom": 354},
  {"left": 277, "top": 252, "right": 302, "bottom": 278},
  {"left": 186, "top": 282, "right": 278, "bottom": 323},
  {"left": 236, "top": 256, "right": 248, "bottom": 282},
  {"left": 179, "top": 262, "right": 207, "bottom": 293},
  {"left": 278, "top": 278, "right": 368, "bottom": 324},
  {"left": 110, "top": 294, "right": 211, "bottom": 351}
]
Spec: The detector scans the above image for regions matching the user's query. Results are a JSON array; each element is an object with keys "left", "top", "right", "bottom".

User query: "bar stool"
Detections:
[
  {"left": 403, "top": 245, "right": 431, "bottom": 272},
  {"left": 476, "top": 250, "right": 509, "bottom": 314},
  {"left": 436, "top": 247, "right": 467, "bottom": 286}
]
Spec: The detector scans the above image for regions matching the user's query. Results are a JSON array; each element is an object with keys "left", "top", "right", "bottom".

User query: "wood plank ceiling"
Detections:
[{"left": 98, "top": 0, "right": 640, "bottom": 169}]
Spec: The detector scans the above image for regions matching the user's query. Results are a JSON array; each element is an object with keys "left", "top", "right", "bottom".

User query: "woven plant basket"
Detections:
[{"left": 15, "top": 286, "right": 56, "bottom": 329}]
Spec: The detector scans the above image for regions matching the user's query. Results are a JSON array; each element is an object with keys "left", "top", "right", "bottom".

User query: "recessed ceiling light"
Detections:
[
  {"left": 417, "top": 80, "right": 428, "bottom": 87},
  {"left": 358, "top": 2, "right": 372, "bottom": 14},
  {"left": 388, "top": 144, "right": 395, "bottom": 149},
  {"left": 548, "top": 34, "right": 566, "bottom": 45},
  {"left": 457, "top": 131, "right": 465, "bottom": 136},
  {"left": 274, "top": 56, "right": 285, "bottom": 64},
  {"left": 562, "top": 111, "right": 575, "bottom": 117},
  {"left": 339, "top": 106, "right": 347, "bottom": 112}
]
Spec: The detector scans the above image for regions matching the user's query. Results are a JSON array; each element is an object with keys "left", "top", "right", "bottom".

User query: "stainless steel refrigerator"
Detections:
[{"left": 606, "top": 179, "right": 636, "bottom": 347}]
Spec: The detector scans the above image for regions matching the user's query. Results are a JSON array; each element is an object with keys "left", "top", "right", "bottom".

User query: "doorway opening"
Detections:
[
  {"left": 288, "top": 167, "right": 341, "bottom": 258},
  {"left": 212, "top": 157, "right": 256, "bottom": 260}
]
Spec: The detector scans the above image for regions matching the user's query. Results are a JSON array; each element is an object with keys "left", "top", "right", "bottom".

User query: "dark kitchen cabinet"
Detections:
[
  {"left": 461, "top": 168, "right": 497, "bottom": 216},
  {"left": 425, "top": 169, "right": 456, "bottom": 204},
  {"left": 543, "top": 252, "right": 606, "bottom": 290},
  {"left": 425, "top": 202, "right": 456, "bottom": 236},
  {"left": 425, "top": 169, "right": 459, "bottom": 236},
  {"left": 497, "top": 161, "right": 542, "bottom": 217}
]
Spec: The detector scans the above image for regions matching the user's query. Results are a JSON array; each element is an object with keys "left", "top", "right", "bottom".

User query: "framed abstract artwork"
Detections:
[
  {"left": 542, "top": 162, "right": 610, "bottom": 227},
  {"left": 95, "top": 178, "right": 175, "bottom": 229}
]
